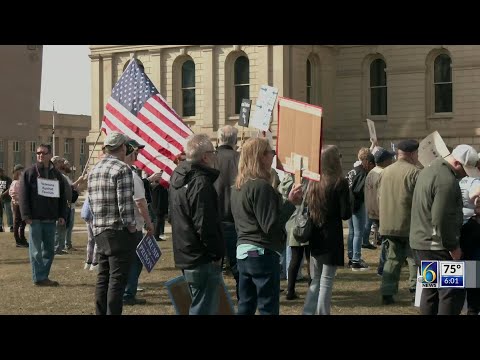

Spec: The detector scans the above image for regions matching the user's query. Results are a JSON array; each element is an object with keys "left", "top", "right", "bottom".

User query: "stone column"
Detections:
[
  {"left": 201, "top": 46, "right": 215, "bottom": 135},
  {"left": 149, "top": 49, "right": 163, "bottom": 95}
]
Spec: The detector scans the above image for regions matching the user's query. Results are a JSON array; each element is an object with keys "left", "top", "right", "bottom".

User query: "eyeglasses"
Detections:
[{"left": 36, "top": 151, "right": 49, "bottom": 155}]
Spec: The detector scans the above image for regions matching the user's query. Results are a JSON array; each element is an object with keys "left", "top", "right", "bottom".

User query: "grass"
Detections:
[{"left": 0, "top": 224, "right": 420, "bottom": 315}]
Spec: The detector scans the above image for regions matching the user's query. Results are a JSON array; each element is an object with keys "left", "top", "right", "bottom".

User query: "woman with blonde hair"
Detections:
[
  {"left": 231, "top": 138, "right": 302, "bottom": 315},
  {"left": 303, "top": 145, "right": 352, "bottom": 315}
]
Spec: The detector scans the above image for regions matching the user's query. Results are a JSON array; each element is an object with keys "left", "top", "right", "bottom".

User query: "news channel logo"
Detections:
[{"left": 420, "top": 261, "right": 438, "bottom": 288}]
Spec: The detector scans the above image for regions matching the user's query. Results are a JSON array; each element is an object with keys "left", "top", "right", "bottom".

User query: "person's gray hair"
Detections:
[
  {"left": 185, "top": 134, "right": 214, "bottom": 163},
  {"left": 217, "top": 125, "right": 238, "bottom": 147}
]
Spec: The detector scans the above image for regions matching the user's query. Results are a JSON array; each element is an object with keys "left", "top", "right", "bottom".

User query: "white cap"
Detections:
[{"left": 451, "top": 144, "right": 480, "bottom": 178}]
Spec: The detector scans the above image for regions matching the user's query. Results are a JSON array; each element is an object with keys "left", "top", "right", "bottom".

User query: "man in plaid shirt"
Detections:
[{"left": 88, "top": 132, "right": 137, "bottom": 315}]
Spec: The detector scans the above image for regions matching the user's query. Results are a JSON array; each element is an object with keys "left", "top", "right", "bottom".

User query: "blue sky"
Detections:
[{"left": 40, "top": 45, "right": 91, "bottom": 115}]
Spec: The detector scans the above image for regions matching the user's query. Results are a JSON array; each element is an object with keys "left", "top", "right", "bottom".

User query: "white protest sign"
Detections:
[
  {"left": 418, "top": 131, "right": 450, "bottom": 167},
  {"left": 249, "top": 85, "right": 278, "bottom": 131},
  {"left": 366, "top": 118, "right": 377, "bottom": 143},
  {"left": 37, "top": 178, "right": 60, "bottom": 198}
]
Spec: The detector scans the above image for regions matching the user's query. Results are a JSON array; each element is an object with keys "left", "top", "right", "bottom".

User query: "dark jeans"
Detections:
[
  {"left": 371, "top": 219, "right": 387, "bottom": 274},
  {"left": 460, "top": 219, "right": 480, "bottom": 315},
  {"left": 413, "top": 249, "right": 466, "bottom": 315},
  {"left": 222, "top": 222, "right": 239, "bottom": 299},
  {"left": 154, "top": 214, "right": 165, "bottom": 238},
  {"left": 182, "top": 262, "right": 222, "bottom": 315},
  {"left": 12, "top": 203, "right": 25, "bottom": 243},
  {"left": 95, "top": 229, "right": 136, "bottom": 315},
  {"left": 287, "top": 245, "right": 310, "bottom": 296},
  {"left": 362, "top": 217, "right": 374, "bottom": 246},
  {"left": 237, "top": 249, "right": 280, "bottom": 315},
  {"left": 124, "top": 231, "right": 143, "bottom": 301}
]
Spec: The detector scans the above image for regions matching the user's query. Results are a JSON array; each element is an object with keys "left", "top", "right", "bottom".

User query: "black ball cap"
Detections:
[{"left": 397, "top": 139, "right": 419, "bottom": 153}]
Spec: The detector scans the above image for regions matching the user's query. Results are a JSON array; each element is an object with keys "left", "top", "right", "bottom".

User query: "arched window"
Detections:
[
  {"left": 370, "top": 59, "right": 387, "bottom": 116},
  {"left": 234, "top": 56, "right": 249, "bottom": 114},
  {"left": 182, "top": 60, "right": 195, "bottom": 116},
  {"left": 434, "top": 54, "right": 452, "bottom": 113},
  {"left": 306, "top": 59, "right": 312, "bottom": 104}
]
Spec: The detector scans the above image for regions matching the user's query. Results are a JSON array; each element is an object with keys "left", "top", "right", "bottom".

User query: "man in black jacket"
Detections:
[
  {"left": 19, "top": 144, "right": 67, "bottom": 286},
  {"left": 346, "top": 150, "right": 375, "bottom": 270},
  {"left": 170, "top": 133, "right": 224, "bottom": 315},
  {"left": 213, "top": 125, "right": 240, "bottom": 298}
]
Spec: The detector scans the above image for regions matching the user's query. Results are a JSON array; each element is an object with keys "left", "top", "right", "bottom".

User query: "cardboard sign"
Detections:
[
  {"left": 418, "top": 131, "right": 450, "bottom": 167},
  {"left": 276, "top": 97, "right": 323, "bottom": 181},
  {"left": 366, "top": 118, "right": 377, "bottom": 143},
  {"left": 136, "top": 234, "right": 162, "bottom": 273},
  {"left": 164, "top": 275, "right": 235, "bottom": 315},
  {"left": 37, "top": 178, "right": 60, "bottom": 198},
  {"left": 238, "top": 99, "right": 252, "bottom": 127},
  {"left": 249, "top": 85, "right": 278, "bottom": 131}
]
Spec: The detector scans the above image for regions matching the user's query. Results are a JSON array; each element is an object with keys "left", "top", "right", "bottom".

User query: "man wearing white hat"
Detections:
[
  {"left": 457, "top": 147, "right": 480, "bottom": 315},
  {"left": 410, "top": 144, "right": 478, "bottom": 315}
]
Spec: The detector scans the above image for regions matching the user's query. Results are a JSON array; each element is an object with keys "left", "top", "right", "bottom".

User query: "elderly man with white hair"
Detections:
[{"left": 170, "top": 133, "right": 224, "bottom": 315}]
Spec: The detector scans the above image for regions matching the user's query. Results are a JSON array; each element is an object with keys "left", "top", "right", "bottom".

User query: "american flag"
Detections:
[{"left": 102, "top": 58, "right": 193, "bottom": 187}]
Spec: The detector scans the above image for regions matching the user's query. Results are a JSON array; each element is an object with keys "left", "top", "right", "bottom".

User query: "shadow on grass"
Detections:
[{"left": 0, "top": 258, "right": 31, "bottom": 265}]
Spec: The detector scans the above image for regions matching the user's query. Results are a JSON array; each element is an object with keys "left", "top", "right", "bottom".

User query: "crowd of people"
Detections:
[{"left": 7, "top": 125, "right": 480, "bottom": 316}]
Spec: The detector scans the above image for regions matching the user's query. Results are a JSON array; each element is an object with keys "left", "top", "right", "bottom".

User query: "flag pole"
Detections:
[
  {"left": 52, "top": 101, "right": 55, "bottom": 156},
  {"left": 81, "top": 131, "right": 103, "bottom": 178}
]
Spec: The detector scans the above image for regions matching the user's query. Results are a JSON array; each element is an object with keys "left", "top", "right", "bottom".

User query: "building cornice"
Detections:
[{"left": 89, "top": 45, "right": 194, "bottom": 56}]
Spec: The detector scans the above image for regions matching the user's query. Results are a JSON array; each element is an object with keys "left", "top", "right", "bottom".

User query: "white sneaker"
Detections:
[
  {"left": 137, "top": 287, "right": 144, "bottom": 292},
  {"left": 159, "top": 235, "right": 166, "bottom": 241},
  {"left": 90, "top": 264, "right": 99, "bottom": 271},
  {"left": 84, "top": 263, "right": 90, "bottom": 270}
]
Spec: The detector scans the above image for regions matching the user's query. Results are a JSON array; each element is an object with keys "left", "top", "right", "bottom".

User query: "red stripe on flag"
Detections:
[
  {"left": 136, "top": 110, "right": 184, "bottom": 152},
  {"left": 151, "top": 96, "right": 192, "bottom": 137},
  {"left": 102, "top": 115, "right": 174, "bottom": 176},
  {"left": 105, "top": 103, "right": 179, "bottom": 163}
]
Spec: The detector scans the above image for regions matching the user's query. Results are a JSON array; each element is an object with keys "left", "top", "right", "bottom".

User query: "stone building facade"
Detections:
[
  {"left": 0, "top": 111, "right": 90, "bottom": 179},
  {"left": 89, "top": 45, "right": 480, "bottom": 168}
]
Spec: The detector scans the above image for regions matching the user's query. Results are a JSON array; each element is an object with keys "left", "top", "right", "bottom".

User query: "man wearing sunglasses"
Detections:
[{"left": 19, "top": 144, "right": 67, "bottom": 287}]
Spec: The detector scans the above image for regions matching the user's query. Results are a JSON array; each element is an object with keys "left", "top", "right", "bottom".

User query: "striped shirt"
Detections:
[{"left": 88, "top": 155, "right": 136, "bottom": 236}]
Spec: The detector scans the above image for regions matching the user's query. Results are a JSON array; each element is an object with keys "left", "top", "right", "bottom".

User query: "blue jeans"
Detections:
[
  {"left": 124, "top": 231, "right": 143, "bottom": 300},
  {"left": 347, "top": 204, "right": 366, "bottom": 262},
  {"left": 362, "top": 217, "right": 374, "bottom": 246},
  {"left": 65, "top": 207, "right": 75, "bottom": 248},
  {"left": 222, "top": 222, "right": 239, "bottom": 299},
  {"left": 303, "top": 256, "right": 337, "bottom": 315},
  {"left": 237, "top": 250, "right": 280, "bottom": 315},
  {"left": 3, "top": 200, "right": 12, "bottom": 227},
  {"left": 28, "top": 220, "right": 56, "bottom": 283},
  {"left": 183, "top": 262, "right": 222, "bottom": 315},
  {"left": 54, "top": 222, "right": 67, "bottom": 252}
]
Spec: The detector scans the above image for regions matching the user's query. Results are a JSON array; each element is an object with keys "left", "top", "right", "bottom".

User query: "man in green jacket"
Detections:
[
  {"left": 410, "top": 144, "right": 479, "bottom": 315},
  {"left": 378, "top": 140, "right": 420, "bottom": 305}
]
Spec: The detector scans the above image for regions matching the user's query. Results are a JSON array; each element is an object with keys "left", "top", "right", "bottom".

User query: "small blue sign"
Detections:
[{"left": 136, "top": 234, "right": 162, "bottom": 273}]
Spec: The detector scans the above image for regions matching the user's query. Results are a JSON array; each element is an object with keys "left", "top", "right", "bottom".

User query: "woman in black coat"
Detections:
[{"left": 303, "top": 145, "right": 352, "bottom": 315}]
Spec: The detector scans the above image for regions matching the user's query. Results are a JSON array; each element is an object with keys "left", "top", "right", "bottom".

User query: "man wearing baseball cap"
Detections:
[
  {"left": 458, "top": 147, "right": 480, "bottom": 315},
  {"left": 88, "top": 131, "right": 137, "bottom": 315},
  {"left": 378, "top": 139, "right": 420, "bottom": 305},
  {"left": 364, "top": 147, "right": 395, "bottom": 276},
  {"left": 410, "top": 144, "right": 476, "bottom": 315}
]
